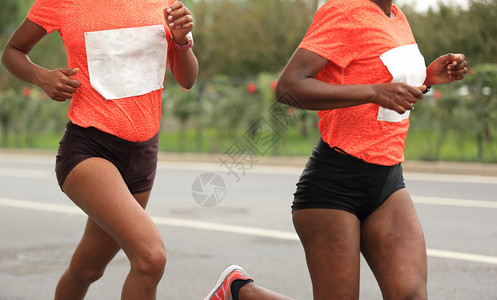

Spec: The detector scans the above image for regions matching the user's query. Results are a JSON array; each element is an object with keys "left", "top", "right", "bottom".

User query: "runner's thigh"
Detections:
[
  {"left": 360, "top": 189, "right": 427, "bottom": 300},
  {"left": 293, "top": 208, "right": 361, "bottom": 300}
]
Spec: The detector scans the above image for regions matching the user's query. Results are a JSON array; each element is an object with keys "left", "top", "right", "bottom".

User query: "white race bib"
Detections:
[
  {"left": 85, "top": 25, "right": 168, "bottom": 100},
  {"left": 378, "top": 44, "right": 427, "bottom": 122}
]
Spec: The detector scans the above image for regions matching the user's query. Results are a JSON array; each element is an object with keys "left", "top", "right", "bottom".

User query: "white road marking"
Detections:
[
  {"left": 426, "top": 249, "right": 497, "bottom": 265},
  {"left": 1, "top": 197, "right": 496, "bottom": 265},
  {"left": 413, "top": 196, "right": 497, "bottom": 209},
  {"left": 0, "top": 168, "right": 52, "bottom": 179},
  {"left": 0, "top": 198, "right": 82, "bottom": 215},
  {"left": 404, "top": 172, "right": 497, "bottom": 184},
  {"left": 0, "top": 154, "right": 55, "bottom": 165},
  {"left": 3, "top": 154, "right": 497, "bottom": 184}
]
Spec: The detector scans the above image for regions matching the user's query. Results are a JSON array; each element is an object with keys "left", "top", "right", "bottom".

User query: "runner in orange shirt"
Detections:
[
  {"left": 2, "top": 1, "right": 198, "bottom": 299},
  {"left": 204, "top": 1, "right": 467, "bottom": 299}
]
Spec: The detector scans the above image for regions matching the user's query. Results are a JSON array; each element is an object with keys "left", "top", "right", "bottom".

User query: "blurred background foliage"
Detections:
[{"left": 1, "top": 0, "right": 497, "bottom": 162}]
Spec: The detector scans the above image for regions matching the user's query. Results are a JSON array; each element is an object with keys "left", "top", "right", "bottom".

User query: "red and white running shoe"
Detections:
[{"left": 203, "top": 265, "right": 253, "bottom": 300}]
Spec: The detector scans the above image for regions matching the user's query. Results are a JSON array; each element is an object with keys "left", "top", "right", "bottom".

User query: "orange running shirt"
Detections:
[
  {"left": 298, "top": 0, "right": 427, "bottom": 165},
  {"left": 28, "top": 0, "right": 177, "bottom": 142}
]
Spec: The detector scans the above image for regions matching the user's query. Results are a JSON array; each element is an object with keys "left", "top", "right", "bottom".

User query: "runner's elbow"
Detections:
[
  {"left": 178, "top": 76, "right": 197, "bottom": 90},
  {"left": 276, "top": 78, "right": 300, "bottom": 107}
]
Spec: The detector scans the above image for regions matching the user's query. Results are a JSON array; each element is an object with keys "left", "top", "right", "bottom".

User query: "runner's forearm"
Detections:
[
  {"left": 2, "top": 45, "right": 48, "bottom": 87},
  {"left": 171, "top": 48, "right": 198, "bottom": 89}
]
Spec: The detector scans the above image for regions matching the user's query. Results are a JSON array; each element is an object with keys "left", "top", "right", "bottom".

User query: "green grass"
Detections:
[
  {"left": 158, "top": 127, "right": 319, "bottom": 156},
  {"left": 405, "top": 130, "right": 497, "bottom": 163},
  {"left": 3, "top": 128, "right": 497, "bottom": 163},
  {"left": 0, "top": 132, "right": 63, "bottom": 150}
]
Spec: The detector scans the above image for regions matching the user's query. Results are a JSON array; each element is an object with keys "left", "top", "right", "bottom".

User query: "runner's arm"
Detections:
[
  {"left": 165, "top": 1, "right": 198, "bottom": 90},
  {"left": 1, "top": 18, "right": 80, "bottom": 101},
  {"left": 276, "top": 48, "right": 424, "bottom": 114},
  {"left": 424, "top": 53, "right": 467, "bottom": 87}
]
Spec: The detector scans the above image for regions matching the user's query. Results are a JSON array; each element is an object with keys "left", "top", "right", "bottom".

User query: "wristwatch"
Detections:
[{"left": 173, "top": 32, "right": 194, "bottom": 50}]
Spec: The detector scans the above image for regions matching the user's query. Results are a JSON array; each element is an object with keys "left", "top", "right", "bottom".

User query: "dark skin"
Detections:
[
  {"left": 276, "top": 1, "right": 468, "bottom": 113},
  {"left": 276, "top": 49, "right": 467, "bottom": 113},
  {"left": 165, "top": 1, "right": 198, "bottom": 89},
  {"left": 373, "top": 0, "right": 394, "bottom": 17},
  {"left": 1, "top": 19, "right": 81, "bottom": 102},
  {"left": 231, "top": 1, "right": 468, "bottom": 300},
  {"left": 1, "top": 2, "right": 198, "bottom": 300},
  {"left": 1, "top": 1, "right": 198, "bottom": 101}
]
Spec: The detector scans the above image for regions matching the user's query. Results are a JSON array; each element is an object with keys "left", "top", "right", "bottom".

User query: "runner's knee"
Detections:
[
  {"left": 130, "top": 246, "right": 166, "bottom": 279},
  {"left": 405, "top": 280, "right": 427, "bottom": 300},
  {"left": 396, "top": 288, "right": 427, "bottom": 300},
  {"left": 67, "top": 262, "right": 106, "bottom": 284},
  {"left": 386, "top": 278, "right": 427, "bottom": 300}
]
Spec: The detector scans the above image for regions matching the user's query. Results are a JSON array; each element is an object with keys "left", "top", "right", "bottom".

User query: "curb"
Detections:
[
  {"left": 158, "top": 152, "right": 497, "bottom": 177},
  {"left": 2, "top": 148, "right": 497, "bottom": 177}
]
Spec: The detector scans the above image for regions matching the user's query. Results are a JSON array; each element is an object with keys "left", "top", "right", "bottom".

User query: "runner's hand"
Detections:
[
  {"left": 165, "top": 1, "right": 194, "bottom": 45},
  {"left": 372, "top": 82, "right": 424, "bottom": 114},
  {"left": 425, "top": 53, "right": 468, "bottom": 86},
  {"left": 39, "top": 68, "right": 81, "bottom": 102}
]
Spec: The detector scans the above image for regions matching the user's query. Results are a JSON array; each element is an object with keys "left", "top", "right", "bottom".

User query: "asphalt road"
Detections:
[{"left": 0, "top": 152, "right": 496, "bottom": 300}]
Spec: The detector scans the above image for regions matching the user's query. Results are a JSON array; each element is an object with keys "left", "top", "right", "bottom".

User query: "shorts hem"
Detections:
[
  {"left": 56, "top": 156, "right": 93, "bottom": 192},
  {"left": 129, "top": 186, "right": 154, "bottom": 195},
  {"left": 292, "top": 201, "right": 359, "bottom": 219}
]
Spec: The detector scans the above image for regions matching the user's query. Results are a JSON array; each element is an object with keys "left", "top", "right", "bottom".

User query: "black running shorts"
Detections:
[
  {"left": 55, "top": 121, "right": 159, "bottom": 194},
  {"left": 292, "top": 138, "right": 406, "bottom": 221}
]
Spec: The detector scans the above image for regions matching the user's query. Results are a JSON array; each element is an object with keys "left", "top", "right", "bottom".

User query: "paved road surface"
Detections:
[{"left": 0, "top": 152, "right": 496, "bottom": 299}]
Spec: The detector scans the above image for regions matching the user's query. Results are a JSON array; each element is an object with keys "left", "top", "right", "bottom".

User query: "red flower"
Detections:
[
  {"left": 270, "top": 80, "right": 278, "bottom": 91},
  {"left": 246, "top": 82, "right": 257, "bottom": 94},
  {"left": 434, "top": 90, "right": 443, "bottom": 100},
  {"left": 23, "top": 87, "right": 32, "bottom": 97}
]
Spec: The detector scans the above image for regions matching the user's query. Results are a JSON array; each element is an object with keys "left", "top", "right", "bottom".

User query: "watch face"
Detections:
[{"left": 185, "top": 32, "right": 194, "bottom": 46}]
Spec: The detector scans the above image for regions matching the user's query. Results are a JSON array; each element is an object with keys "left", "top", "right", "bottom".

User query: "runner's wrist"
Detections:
[
  {"left": 173, "top": 36, "right": 188, "bottom": 45},
  {"left": 367, "top": 84, "right": 381, "bottom": 105},
  {"left": 33, "top": 67, "right": 49, "bottom": 88},
  {"left": 172, "top": 32, "right": 194, "bottom": 50}
]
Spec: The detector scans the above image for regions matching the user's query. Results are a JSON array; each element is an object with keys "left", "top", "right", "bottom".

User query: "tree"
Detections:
[
  {"left": 464, "top": 64, "right": 497, "bottom": 161},
  {"left": 0, "top": 0, "right": 69, "bottom": 147},
  {"left": 464, "top": 0, "right": 497, "bottom": 65},
  {"left": 405, "top": 0, "right": 497, "bottom": 66},
  {"left": 166, "top": 86, "right": 200, "bottom": 151},
  {"left": 192, "top": 0, "right": 314, "bottom": 78}
]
